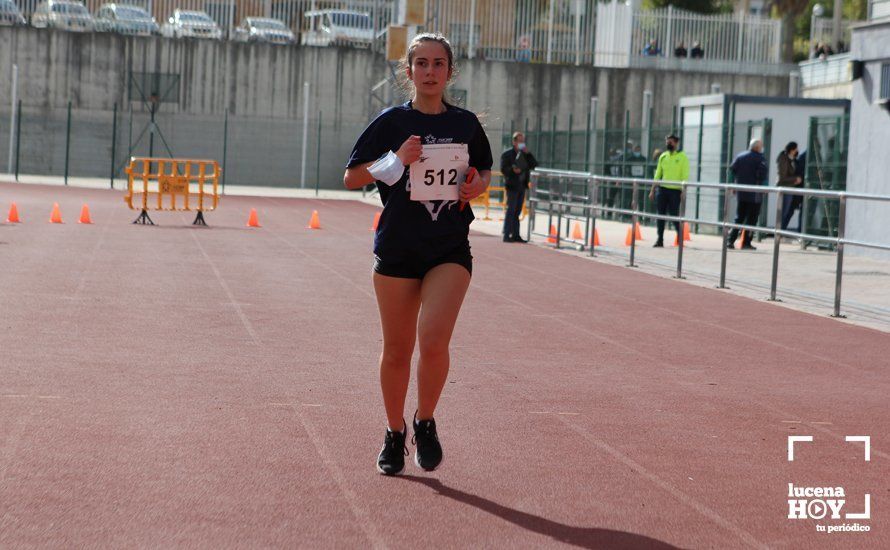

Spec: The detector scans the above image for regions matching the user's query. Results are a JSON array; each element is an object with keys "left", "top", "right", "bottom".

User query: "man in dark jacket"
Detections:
[
  {"left": 726, "top": 139, "right": 768, "bottom": 250},
  {"left": 500, "top": 131, "right": 538, "bottom": 243}
]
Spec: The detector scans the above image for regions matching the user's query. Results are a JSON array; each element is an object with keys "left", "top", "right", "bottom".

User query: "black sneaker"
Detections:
[
  {"left": 725, "top": 241, "right": 735, "bottom": 249},
  {"left": 653, "top": 240, "right": 664, "bottom": 248},
  {"left": 376, "top": 421, "right": 408, "bottom": 476},
  {"left": 741, "top": 244, "right": 757, "bottom": 250},
  {"left": 412, "top": 412, "right": 443, "bottom": 471},
  {"left": 513, "top": 236, "right": 528, "bottom": 244}
]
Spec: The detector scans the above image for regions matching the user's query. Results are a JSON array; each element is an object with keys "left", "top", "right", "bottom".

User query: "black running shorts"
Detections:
[{"left": 373, "top": 241, "right": 473, "bottom": 280}]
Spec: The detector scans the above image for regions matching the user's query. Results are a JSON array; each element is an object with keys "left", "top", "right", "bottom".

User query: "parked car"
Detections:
[
  {"left": 233, "top": 17, "right": 295, "bottom": 45},
  {"left": 94, "top": 3, "right": 159, "bottom": 36},
  {"left": 0, "top": 0, "right": 26, "bottom": 26},
  {"left": 301, "top": 9, "right": 376, "bottom": 47},
  {"left": 161, "top": 10, "right": 222, "bottom": 40},
  {"left": 31, "top": 0, "right": 95, "bottom": 32}
]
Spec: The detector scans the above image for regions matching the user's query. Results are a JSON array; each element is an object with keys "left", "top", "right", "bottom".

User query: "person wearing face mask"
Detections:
[
  {"left": 500, "top": 131, "right": 538, "bottom": 243},
  {"left": 648, "top": 134, "right": 689, "bottom": 247}
]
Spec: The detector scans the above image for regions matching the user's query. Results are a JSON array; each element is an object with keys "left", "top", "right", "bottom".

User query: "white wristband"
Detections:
[{"left": 368, "top": 151, "right": 405, "bottom": 186}]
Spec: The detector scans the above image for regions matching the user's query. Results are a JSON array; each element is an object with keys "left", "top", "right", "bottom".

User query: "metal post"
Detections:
[
  {"left": 14, "top": 100, "right": 22, "bottom": 182},
  {"left": 574, "top": 0, "right": 582, "bottom": 66},
  {"left": 665, "top": 5, "right": 673, "bottom": 59},
  {"left": 300, "top": 81, "right": 310, "bottom": 188},
  {"left": 831, "top": 0, "right": 842, "bottom": 52},
  {"left": 566, "top": 113, "right": 573, "bottom": 170},
  {"left": 546, "top": 0, "right": 555, "bottom": 64},
  {"left": 468, "top": 0, "right": 477, "bottom": 59},
  {"left": 695, "top": 104, "right": 705, "bottom": 228},
  {"left": 718, "top": 185, "right": 732, "bottom": 288},
  {"left": 589, "top": 179, "right": 598, "bottom": 257},
  {"left": 589, "top": 97, "right": 598, "bottom": 174},
  {"left": 315, "top": 111, "right": 322, "bottom": 196},
  {"left": 550, "top": 115, "right": 557, "bottom": 166},
  {"left": 769, "top": 189, "right": 783, "bottom": 301},
  {"left": 222, "top": 108, "right": 229, "bottom": 195},
  {"left": 736, "top": 11, "right": 745, "bottom": 63},
  {"left": 110, "top": 102, "right": 117, "bottom": 189},
  {"left": 555, "top": 176, "right": 563, "bottom": 249},
  {"left": 832, "top": 195, "right": 846, "bottom": 317},
  {"left": 628, "top": 180, "right": 638, "bottom": 267},
  {"left": 7, "top": 64, "right": 16, "bottom": 174},
  {"left": 641, "top": 90, "right": 652, "bottom": 160},
  {"left": 675, "top": 185, "right": 686, "bottom": 279},
  {"left": 64, "top": 101, "right": 72, "bottom": 186}
]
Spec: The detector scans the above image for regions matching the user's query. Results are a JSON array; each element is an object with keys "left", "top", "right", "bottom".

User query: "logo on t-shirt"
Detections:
[{"left": 424, "top": 134, "right": 454, "bottom": 145}]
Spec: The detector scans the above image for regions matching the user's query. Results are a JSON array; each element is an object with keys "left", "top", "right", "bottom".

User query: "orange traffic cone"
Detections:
[
  {"left": 246, "top": 208, "right": 260, "bottom": 227},
  {"left": 307, "top": 210, "right": 321, "bottom": 229},
  {"left": 49, "top": 203, "right": 63, "bottom": 224},
  {"left": 371, "top": 211, "right": 381, "bottom": 231},
  {"left": 625, "top": 227, "right": 633, "bottom": 246},
  {"left": 674, "top": 223, "right": 691, "bottom": 246},
  {"left": 571, "top": 222, "right": 583, "bottom": 240},
  {"left": 634, "top": 222, "right": 643, "bottom": 240},
  {"left": 78, "top": 204, "right": 93, "bottom": 224},
  {"left": 547, "top": 224, "right": 558, "bottom": 244},
  {"left": 6, "top": 202, "right": 21, "bottom": 223},
  {"left": 591, "top": 228, "right": 601, "bottom": 247}
]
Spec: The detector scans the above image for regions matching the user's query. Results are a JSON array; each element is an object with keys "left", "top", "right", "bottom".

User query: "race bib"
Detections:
[{"left": 409, "top": 144, "right": 469, "bottom": 201}]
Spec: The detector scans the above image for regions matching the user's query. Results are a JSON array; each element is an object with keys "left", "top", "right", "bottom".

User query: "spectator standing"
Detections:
[
  {"left": 726, "top": 139, "right": 768, "bottom": 250},
  {"left": 781, "top": 148, "right": 806, "bottom": 233},
  {"left": 776, "top": 141, "right": 802, "bottom": 234},
  {"left": 690, "top": 41, "right": 704, "bottom": 58},
  {"left": 674, "top": 42, "right": 688, "bottom": 58},
  {"left": 648, "top": 134, "right": 689, "bottom": 247},
  {"left": 500, "top": 131, "right": 537, "bottom": 242}
]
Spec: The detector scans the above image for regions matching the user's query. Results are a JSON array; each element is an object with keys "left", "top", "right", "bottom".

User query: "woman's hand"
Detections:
[
  {"left": 395, "top": 135, "right": 422, "bottom": 165},
  {"left": 460, "top": 168, "right": 489, "bottom": 202}
]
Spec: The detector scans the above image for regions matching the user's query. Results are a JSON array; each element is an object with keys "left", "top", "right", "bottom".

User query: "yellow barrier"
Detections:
[
  {"left": 124, "top": 157, "right": 221, "bottom": 225},
  {"left": 470, "top": 171, "right": 529, "bottom": 221}
]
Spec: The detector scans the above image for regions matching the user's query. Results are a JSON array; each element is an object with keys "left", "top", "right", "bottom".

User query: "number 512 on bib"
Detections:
[{"left": 409, "top": 144, "right": 470, "bottom": 202}]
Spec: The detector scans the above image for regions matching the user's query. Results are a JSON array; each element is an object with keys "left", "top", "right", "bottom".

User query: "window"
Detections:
[{"left": 880, "top": 63, "right": 890, "bottom": 100}]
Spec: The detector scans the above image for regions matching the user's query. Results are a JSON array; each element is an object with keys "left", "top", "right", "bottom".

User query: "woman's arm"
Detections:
[{"left": 343, "top": 162, "right": 376, "bottom": 190}]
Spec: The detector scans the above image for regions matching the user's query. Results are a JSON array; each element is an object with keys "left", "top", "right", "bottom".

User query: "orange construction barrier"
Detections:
[
  {"left": 371, "top": 211, "right": 381, "bottom": 231},
  {"left": 124, "top": 157, "right": 221, "bottom": 225},
  {"left": 246, "top": 208, "right": 261, "bottom": 228},
  {"left": 78, "top": 204, "right": 93, "bottom": 224},
  {"left": 307, "top": 210, "right": 321, "bottom": 229},
  {"left": 6, "top": 202, "right": 21, "bottom": 223},
  {"left": 49, "top": 203, "right": 63, "bottom": 224}
]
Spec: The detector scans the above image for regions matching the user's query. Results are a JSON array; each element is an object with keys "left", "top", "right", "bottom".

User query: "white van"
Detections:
[{"left": 301, "top": 9, "right": 376, "bottom": 47}]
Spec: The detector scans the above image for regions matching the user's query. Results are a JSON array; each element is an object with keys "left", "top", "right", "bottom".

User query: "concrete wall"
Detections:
[
  {"left": 0, "top": 27, "right": 789, "bottom": 188},
  {"left": 847, "top": 20, "right": 890, "bottom": 260}
]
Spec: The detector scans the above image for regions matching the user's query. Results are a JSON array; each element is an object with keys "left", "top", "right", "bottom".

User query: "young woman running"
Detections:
[{"left": 343, "top": 33, "right": 492, "bottom": 475}]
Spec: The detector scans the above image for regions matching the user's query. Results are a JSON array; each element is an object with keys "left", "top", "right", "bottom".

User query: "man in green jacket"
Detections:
[{"left": 648, "top": 134, "right": 690, "bottom": 247}]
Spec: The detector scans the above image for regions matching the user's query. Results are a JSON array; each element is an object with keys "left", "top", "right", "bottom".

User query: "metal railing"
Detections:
[
  {"left": 527, "top": 168, "right": 890, "bottom": 318},
  {"left": 870, "top": 0, "right": 890, "bottom": 21},
  {"left": 799, "top": 53, "right": 852, "bottom": 88},
  {"left": 595, "top": 2, "right": 783, "bottom": 72}
]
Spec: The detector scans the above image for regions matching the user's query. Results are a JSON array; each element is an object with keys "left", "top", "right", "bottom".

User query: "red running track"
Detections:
[{"left": 1, "top": 182, "right": 888, "bottom": 548}]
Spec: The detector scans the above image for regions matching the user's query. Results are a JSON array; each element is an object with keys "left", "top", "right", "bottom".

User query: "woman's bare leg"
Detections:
[
  {"left": 373, "top": 272, "right": 422, "bottom": 431},
  {"left": 416, "top": 263, "right": 471, "bottom": 420}
]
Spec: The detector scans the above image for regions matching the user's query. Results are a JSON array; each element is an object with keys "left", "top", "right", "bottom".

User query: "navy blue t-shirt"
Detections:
[{"left": 347, "top": 101, "right": 493, "bottom": 262}]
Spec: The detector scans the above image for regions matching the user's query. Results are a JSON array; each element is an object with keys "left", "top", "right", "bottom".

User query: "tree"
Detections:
[{"left": 772, "top": 0, "right": 811, "bottom": 62}]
